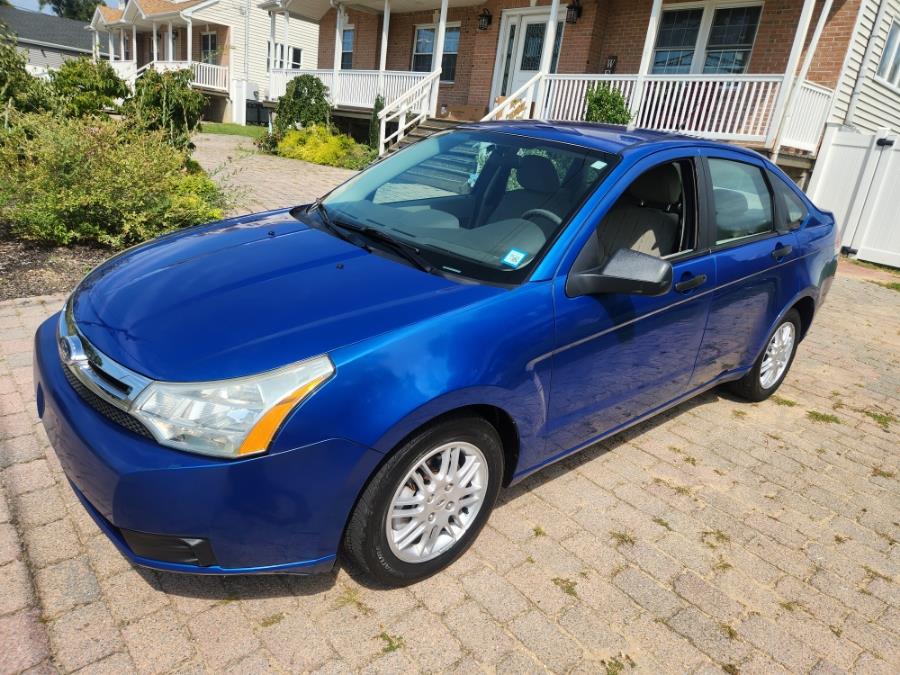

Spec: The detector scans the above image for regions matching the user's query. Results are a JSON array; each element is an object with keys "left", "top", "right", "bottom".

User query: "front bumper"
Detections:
[{"left": 34, "top": 315, "right": 382, "bottom": 574}]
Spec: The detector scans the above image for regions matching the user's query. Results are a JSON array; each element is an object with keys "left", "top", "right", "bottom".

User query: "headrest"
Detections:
[
  {"left": 517, "top": 155, "right": 560, "bottom": 193},
  {"left": 713, "top": 187, "right": 749, "bottom": 214},
  {"left": 628, "top": 163, "right": 682, "bottom": 207}
]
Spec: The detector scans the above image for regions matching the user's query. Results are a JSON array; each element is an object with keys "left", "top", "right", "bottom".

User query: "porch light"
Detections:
[
  {"left": 566, "top": 0, "right": 582, "bottom": 24},
  {"left": 478, "top": 9, "right": 492, "bottom": 31}
]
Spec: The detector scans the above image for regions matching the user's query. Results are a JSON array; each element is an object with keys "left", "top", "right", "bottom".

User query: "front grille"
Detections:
[{"left": 62, "top": 365, "right": 154, "bottom": 439}]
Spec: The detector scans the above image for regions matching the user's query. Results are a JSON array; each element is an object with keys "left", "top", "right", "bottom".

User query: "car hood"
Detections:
[{"left": 71, "top": 209, "right": 499, "bottom": 381}]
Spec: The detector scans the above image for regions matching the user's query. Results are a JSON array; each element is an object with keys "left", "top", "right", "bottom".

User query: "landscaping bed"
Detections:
[{"left": 0, "top": 239, "right": 108, "bottom": 301}]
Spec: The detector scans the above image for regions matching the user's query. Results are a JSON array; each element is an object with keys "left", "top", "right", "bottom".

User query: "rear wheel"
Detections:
[
  {"left": 727, "top": 309, "right": 801, "bottom": 402},
  {"left": 342, "top": 416, "right": 503, "bottom": 586}
]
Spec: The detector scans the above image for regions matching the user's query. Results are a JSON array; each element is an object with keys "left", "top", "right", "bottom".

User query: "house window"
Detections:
[
  {"left": 652, "top": 2, "right": 762, "bottom": 75},
  {"left": 341, "top": 28, "right": 354, "bottom": 69},
  {"left": 412, "top": 25, "right": 460, "bottom": 82},
  {"left": 290, "top": 47, "right": 302, "bottom": 69},
  {"left": 201, "top": 32, "right": 217, "bottom": 64},
  {"left": 877, "top": 20, "right": 900, "bottom": 88}
]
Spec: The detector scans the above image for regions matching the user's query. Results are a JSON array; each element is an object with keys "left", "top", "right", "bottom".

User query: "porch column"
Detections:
[
  {"left": 187, "top": 20, "right": 193, "bottom": 63},
  {"left": 532, "top": 0, "right": 560, "bottom": 118},
  {"left": 108, "top": 32, "right": 115, "bottom": 60},
  {"left": 119, "top": 29, "right": 125, "bottom": 60},
  {"left": 269, "top": 13, "right": 277, "bottom": 68},
  {"left": 283, "top": 11, "right": 290, "bottom": 67},
  {"left": 772, "top": 0, "right": 835, "bottom": 159},
  {"left": 630, "top": 0, "right": 664, "bottom": 127},
  {"left": 378, "top": 0, "right": 390, "bottom": 95},
  {"left": 92, "top": 31, "right": 100, "bottom": 62},
  {"left": 764, "top": 0, "right": 817, "bottom": 147},
  {"left": 430, "top": 0, "right": 448, "bottom": 114},
  {"left": 131, "top": 25, "right": 137, "bottom": 65},
  {"left": 333, "top": 4, "right": 344, "bottom": 102},
  {"left": 167, "top": 22, "right": 173, "bottom": 61},
  {"left": 152, "top": 22, "right": 158, "bottom": 62}
]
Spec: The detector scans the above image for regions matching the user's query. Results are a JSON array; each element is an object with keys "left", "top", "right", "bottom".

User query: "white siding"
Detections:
[
  {"left": 18, "top": 44, "right": 91, "bottom": 69},
  {"left": 191, "top": 1, "right": 318, "bottom": 102},
  {"left": 830, "top": 0, "right": 900, "bottom": 133}
]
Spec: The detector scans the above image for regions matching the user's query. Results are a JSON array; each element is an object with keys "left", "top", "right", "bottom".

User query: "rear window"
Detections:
[{"left": 708, "top": 158, "right": 774, "bottom": 244}]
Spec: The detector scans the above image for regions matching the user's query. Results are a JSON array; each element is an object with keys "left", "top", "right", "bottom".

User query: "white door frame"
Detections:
[{"left": 489, "top": 6, "right": 566, "bottom": 105}]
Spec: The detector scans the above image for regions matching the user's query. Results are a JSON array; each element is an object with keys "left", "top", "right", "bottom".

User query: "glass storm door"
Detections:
[{"left": 499, "top": 14, "right": 563, "bottom": 97}]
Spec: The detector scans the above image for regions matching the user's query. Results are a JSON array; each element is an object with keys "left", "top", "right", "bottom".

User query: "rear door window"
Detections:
[{"left": 708, "top": 158, "right": 774, "bottom": 245}]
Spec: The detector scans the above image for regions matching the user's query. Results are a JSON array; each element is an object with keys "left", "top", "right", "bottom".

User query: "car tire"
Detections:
[
  {"left": 342, "top": 416, "right": 504, "bottom": 586},
  {"left": 727, "top": 308, "right": 801, "bottom": 402}
]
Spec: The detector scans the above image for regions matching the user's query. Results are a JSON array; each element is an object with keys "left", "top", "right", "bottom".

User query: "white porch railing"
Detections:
[
  {"left": 115, "top": 60, "right": 228, "bottom": 92},
  {"left": 269, "top": 69, "right": 431, "bottom": 110},
  {"left": 110, "top": 60, "right": 137, "bottom": 82},
  {"left": 542, "top": 74, "right": 639, "bottom": 120},
  {"left": 378, "top": 70, "right": 441, "bottom": 155},
  {"left": 482, "top": 73, "right": 545, "bottom": 122},
  {"left": 779, "top": 80, "right": 834, "bottom": 153}
]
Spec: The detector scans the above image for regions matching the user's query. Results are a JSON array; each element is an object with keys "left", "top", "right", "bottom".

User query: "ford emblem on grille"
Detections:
[{"left": 59, "top": 335, "right": 87, "bottom": 365}]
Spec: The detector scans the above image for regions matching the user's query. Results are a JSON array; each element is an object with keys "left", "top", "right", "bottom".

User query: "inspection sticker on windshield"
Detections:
[{"left": 501, "top": 249, "right": 527, "bottom": 268}]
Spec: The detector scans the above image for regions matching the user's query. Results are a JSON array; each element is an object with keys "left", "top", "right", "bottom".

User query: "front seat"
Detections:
[
  {"left": 486, "top": 155, "right": 563, "bottom": 235},
  {"left": 595, "top": 163, "right": 682, "bottom": 264}
]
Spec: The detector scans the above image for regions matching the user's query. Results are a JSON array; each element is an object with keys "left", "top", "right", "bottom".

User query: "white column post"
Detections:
[
  {"left": 764, "top": 0, "right": 817, "bottom": 148},
  {"left": 269, "top": 13, "right": 276, "bottom": 69},
  {"left": 187, "top": 20, "right": 193, "bottom": 63},
  {"left": 119, "top": 29, "right": 125, "bottom": 60},
  {"left": 532, "top": 0, "right": 560, "bottom": 118},
  {"left": 92, "top": 31, "right": 100, "bottom": 62},
  {"left": 131, "top": 24, "right": 137, "bottom": 65},
  {"left": 108, "top": 32, "right": 115, "bottom": 60},
  {"left": 283, "top": 11, "right": 290, "bottom": 67},
  {"left": 378, "top": 0, "right": 390, "bottom": 96},
  {"left": 167, "top": 22, "right": 173, "bottom": 61},
  {"left": 152, "top": 22, "right": 158, "bottom": 62},
  {"left": 430, "top": 0, "right": 448, "bottom": 114},
  {"left": 772, "top": 0, "right": 835, "bottom": 160},
  {"left": 630, "top": 0, "right": 663, "bottom": 127},
  {"left": 333, "top": 5, "right": 344, "bottom": 102}
]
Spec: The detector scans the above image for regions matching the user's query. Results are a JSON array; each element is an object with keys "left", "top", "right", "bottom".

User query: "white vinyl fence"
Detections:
[{"left": 807, "top": 125, "right": 900, "bottom": 267}]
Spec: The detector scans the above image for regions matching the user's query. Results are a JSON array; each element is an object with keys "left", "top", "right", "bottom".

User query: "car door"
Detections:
[
  {"left": 546, "top": 152, "right": 716, "bottom": 458},
  {"left": 690, "top": 151, "right": 800, "bottom": 386}
]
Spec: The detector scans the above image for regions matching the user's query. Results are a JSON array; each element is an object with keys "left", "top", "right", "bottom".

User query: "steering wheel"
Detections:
[{"left": 521, "top": 209, "right": 562, "bottom": 227}]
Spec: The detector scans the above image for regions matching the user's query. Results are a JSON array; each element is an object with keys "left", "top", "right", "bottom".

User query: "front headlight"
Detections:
[{"left": 131, "top": 355, "right": 334, "bottom": 459}]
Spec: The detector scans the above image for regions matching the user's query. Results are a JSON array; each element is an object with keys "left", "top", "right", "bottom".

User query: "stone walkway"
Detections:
[{"left": 0, "top": 136, "right": 898, "bottom": 674}]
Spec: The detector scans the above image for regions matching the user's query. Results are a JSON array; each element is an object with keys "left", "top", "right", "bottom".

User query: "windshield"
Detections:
[{"left": 321, "top": 129, "right": 616, "bottom": 284}]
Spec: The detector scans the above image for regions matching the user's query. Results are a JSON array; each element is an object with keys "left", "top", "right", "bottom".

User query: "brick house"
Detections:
[{"left": 263, "top": 0, "right": 900, "bottom": 180}]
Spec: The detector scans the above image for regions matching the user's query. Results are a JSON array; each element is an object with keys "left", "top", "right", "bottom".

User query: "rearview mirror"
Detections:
[{"left": 566, "top": 248, "right": 673, "bottom": 297}]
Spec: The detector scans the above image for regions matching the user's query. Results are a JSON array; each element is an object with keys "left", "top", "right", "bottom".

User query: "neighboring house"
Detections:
[
  {"left": 259, "top": 0, "right": 900, "bottom": 182},
  {"left": 88, "top": 0, "right": 318, "bottom": 124},
  {"left": 0, "top": 5, "right": 108, "bottom": 74}
]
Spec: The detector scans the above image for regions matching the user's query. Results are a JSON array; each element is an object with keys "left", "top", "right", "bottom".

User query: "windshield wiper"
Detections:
[
  {"left": 340, "top": 222, "right": 438, "bottom": 275},
  {"left": 299, "top": 201, "right": 371, "bottom": 251}
]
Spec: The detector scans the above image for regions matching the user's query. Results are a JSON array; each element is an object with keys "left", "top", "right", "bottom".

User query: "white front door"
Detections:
[{"left": 495, "top": 11, "right": 564, "bottom": 99}]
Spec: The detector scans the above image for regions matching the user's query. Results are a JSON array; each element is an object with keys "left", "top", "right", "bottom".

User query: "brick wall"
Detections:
[{"left": 317, "top": 0, "right": 861, "bottom": 113}]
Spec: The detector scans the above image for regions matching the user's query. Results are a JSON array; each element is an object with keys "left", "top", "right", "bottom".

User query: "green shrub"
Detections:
[
  {"left": 273, "top": 74, "right": 330, "bottom": 137},
  {"left": 369, "top": 94, "right": 384, "bottom": 150},
  {"left": 1, "top": 23, "right": 52, "bottom": 115},
  {"left": 254, "top": 131, "right": 279, "bottom": 154},
  {"left": 277, "top": 124, "right": 375, "bottom": 170},
  {"left": 122, "top": 68, "right": 205, "bottom": 152},
  {"left": 584, "top": 84, "right": 632, "bottom": 125},
  {"left": 49, "top": 57, "right": 128, "bottom": 117},
  {"left": 0, "top": 113, "right": 227, "bottom": 247}
]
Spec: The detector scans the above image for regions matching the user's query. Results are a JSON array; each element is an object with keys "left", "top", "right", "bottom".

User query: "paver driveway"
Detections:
[{"left": 1, "top": 136, "right": 899, "bottom": 674}]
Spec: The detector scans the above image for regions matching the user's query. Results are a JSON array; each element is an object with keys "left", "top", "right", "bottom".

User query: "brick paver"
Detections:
[{"left": 0, "top": 135, "right": 898, "bottom": 673}]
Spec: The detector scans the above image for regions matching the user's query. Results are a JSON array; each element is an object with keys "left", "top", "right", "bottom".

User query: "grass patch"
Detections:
[
  {"left": 377, "top": 632, "right": 404, "bottom": 653},
  {"left": 872, "top": 467, "right": 896, "bottom": 479},
  {"left": 807, "top": 410, "right": 841, "bottom": 424},
  {"left": 701, "top": 530, "right": 731, "bottom": 549},
  {"left": 834, "top": 535, "right": 848, "bottom": 544},
  {"left": 771, "top": 395, "right": 797, "bottom": 407},
  {"left": 601, "top": 655, "right": 636, "bottom": 675},
  {"left": 864, "top": 565, "right": 892, "bottom": 583},
  {"left": 864, "top": 409, "right": 897, "bottom": 430},
  {"left": 652, "top": 516, "right": 673, "bottom": 531},
  {"left": 610, "top": 531, "right": 636, "bottom": 547},
  {"left": 653, "top": 477, "right": 693, "bottom": 496},
  {"left": 552, "top": 577, "right": 578, "bottom": 597},
  {"left": 779, "top": 600, "right": 802, "bottom": 612},
  {"left": 732, "top": 410, "right": 747, "bottom": 419},
  {"left": 200, "top": 121, "right": 267, "bottom": 139},
  {"left": 713, "top": 556, "right": 733, "bottom": 572},
  {"left": 876, "top": 281, "right": 900, "bottom": 292},
  {"left": 526, "top": 555, "right": 535, "bottom": 564},
  {"left": 532, "top": 525, "right": 546, "bottom": 537},
  {"left": 260, "top": 613, "right": 284, "bottom": 627},
  {"left": 723, "top": 664, "right": 740, "bottom": 675},
  {"left": 720, "top": 623, "right": 738, "bottom": 640},
  {"left": 830, "top": 625, "right": 842, "bottom": 637},
  {"left": 335, "top": 586, "right": 373, "bottom": 615}
]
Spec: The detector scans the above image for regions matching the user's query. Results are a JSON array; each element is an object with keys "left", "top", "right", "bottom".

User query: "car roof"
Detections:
[{"left": 458, "top": 120, "right": 764, "bottom": 160}]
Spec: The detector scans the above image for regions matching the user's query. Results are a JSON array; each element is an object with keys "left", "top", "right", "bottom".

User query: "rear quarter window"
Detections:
[{"left": 769, "top": 172, "right": 808, "bottom": 229}]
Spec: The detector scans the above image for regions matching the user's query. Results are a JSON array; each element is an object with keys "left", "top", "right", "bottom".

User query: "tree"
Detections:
[
  {"left": 50, "top": 57, "right": 128, "bottom": 117},
  {"left": 273, "top": 74, "right": 330, "bottom": 137},
  {"left": 39, "top": 0, "right": 104, "bottom": 22}
]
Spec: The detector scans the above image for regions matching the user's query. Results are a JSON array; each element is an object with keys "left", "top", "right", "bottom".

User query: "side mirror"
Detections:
[{"left": 566, "top": 248, "right": 673, "bottom": 297}]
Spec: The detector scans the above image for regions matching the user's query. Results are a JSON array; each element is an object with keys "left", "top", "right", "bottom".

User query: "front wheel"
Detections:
[
  {"left": 342, "top": 416, "right": 503, "bottom": 586},
  {"left": 727, "top": 308, "right": 801, "bottom": 402}
]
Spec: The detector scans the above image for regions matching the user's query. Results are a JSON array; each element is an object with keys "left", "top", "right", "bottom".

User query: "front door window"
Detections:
[
  {"left": 201, "top": 33, "right": 217, "bottom": 64},
  {"left": 496, "top": 13, "right": 564, "bottom": 99}
]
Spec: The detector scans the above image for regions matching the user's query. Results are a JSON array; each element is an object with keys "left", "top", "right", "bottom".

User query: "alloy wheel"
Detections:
[{"left": 760, "top": 322, "right": 795, "bottom": 389}]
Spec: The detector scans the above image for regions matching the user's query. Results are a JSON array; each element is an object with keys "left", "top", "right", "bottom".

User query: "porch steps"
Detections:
[{"left": 389, "top": 118, "right": 478, "bottom": 193}]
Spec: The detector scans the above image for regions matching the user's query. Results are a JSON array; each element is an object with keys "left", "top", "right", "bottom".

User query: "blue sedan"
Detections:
[{"left": 33, "top": 122, "right": 838, "bottom": 584}]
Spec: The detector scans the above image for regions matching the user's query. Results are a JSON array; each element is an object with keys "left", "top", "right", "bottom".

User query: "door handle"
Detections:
[
  {"left": 771, "top": 244, "right": 793, "bottom": 260},
  {"left": 674, "top": 273, "right": 707, "bottom": 293}
]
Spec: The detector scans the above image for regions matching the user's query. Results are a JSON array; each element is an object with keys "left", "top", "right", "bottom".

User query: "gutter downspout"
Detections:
[{"left": 845, "top": 0, "right": 887, "bottom": 126}]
